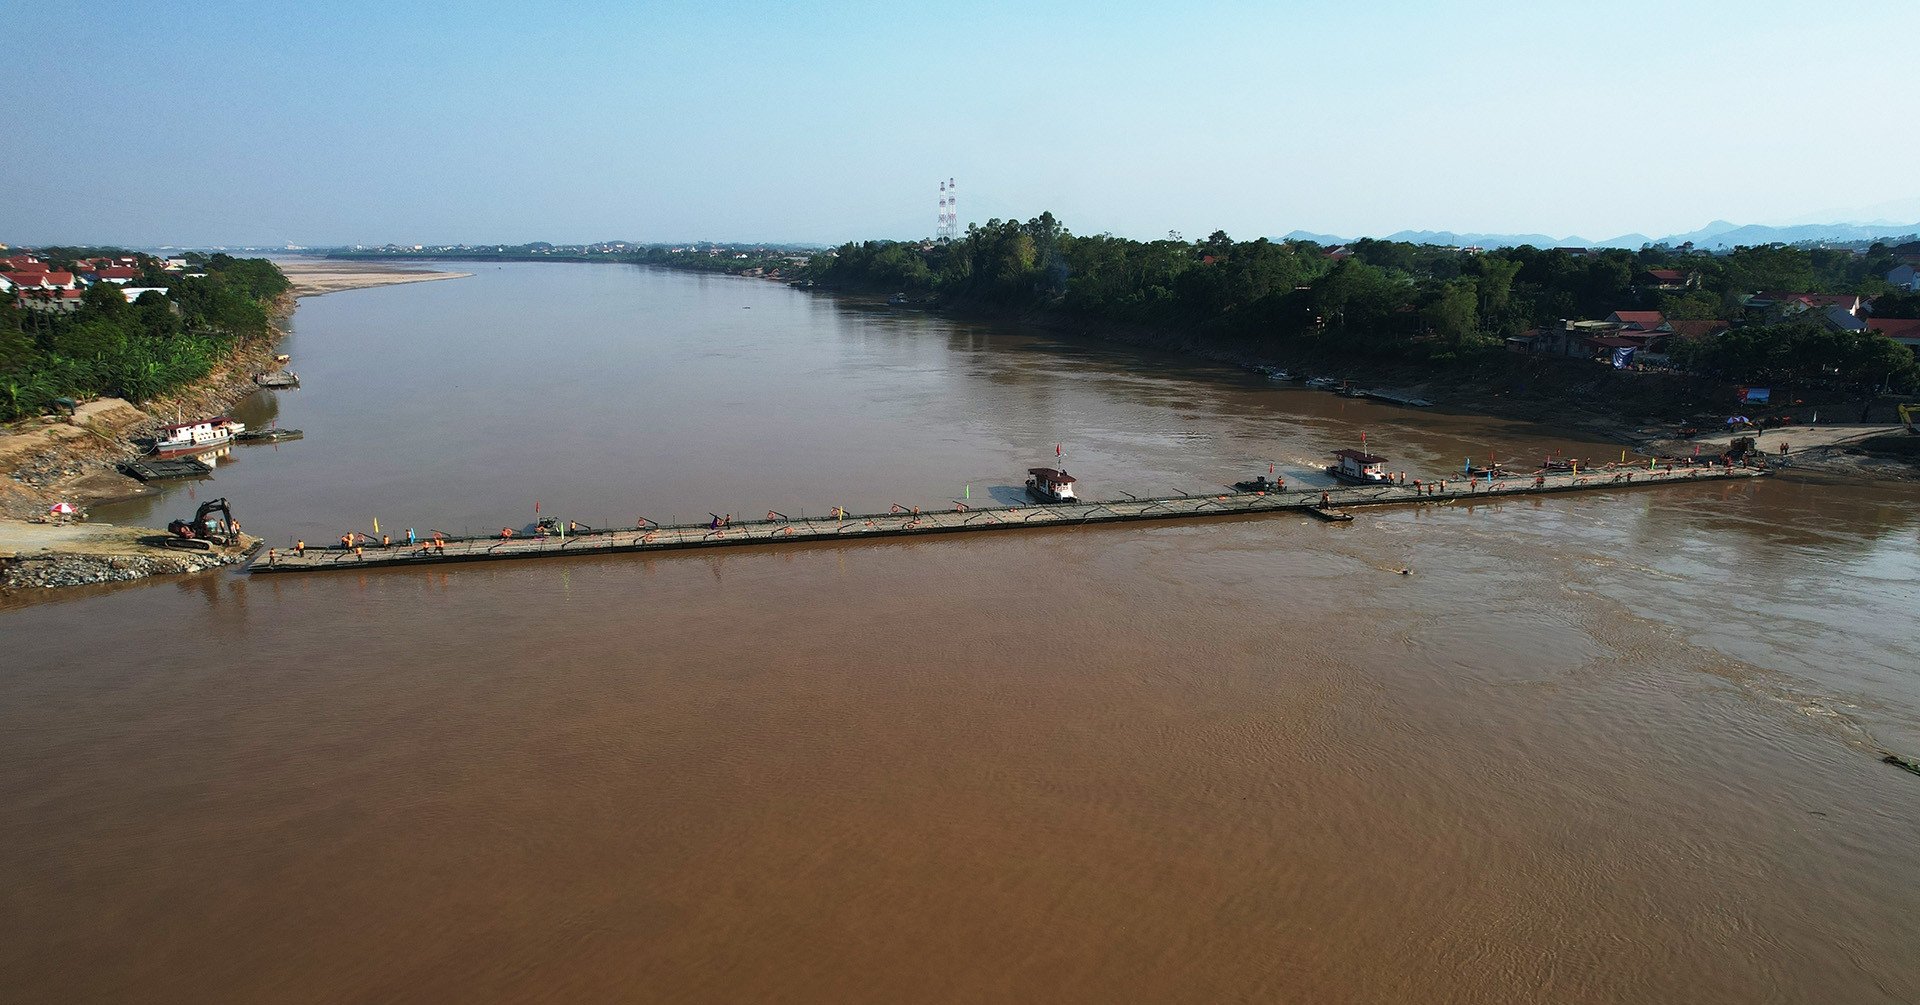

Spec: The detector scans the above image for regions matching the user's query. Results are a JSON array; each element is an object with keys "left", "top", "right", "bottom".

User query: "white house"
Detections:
[
  {"left": 1889, "top": 264, "right": 1920, "bottom": 292},
  {"left": 119, "top": 287, "right": 170, "bottom": 302}
]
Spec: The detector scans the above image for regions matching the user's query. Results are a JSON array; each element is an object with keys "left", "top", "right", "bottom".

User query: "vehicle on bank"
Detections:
[
  {"left": 1026, "top": 467, "right": 1078, "bottom": 503},
  {"left": 164, "top": 497, "right": 241, "bottom": 550}
]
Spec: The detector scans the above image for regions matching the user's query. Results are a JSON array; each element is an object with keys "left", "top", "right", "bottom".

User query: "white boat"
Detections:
[{"left": 154, "top": 416, "right": 245, "bottom": 454}]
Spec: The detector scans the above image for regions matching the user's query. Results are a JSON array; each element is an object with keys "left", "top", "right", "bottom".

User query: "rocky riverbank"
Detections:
[
  {"left": 0, "top": 518, "right": 257, "bottom": 591},
  {"left": 2, "top": 540, "right": 256, "bottom": 590}
]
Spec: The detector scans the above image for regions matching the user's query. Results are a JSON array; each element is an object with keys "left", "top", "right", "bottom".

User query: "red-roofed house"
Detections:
[
  {"left": 1662, "top": 320, "right": 1731, "bottom": 339},
  {"left": 1605, "top": 310, "right": 1665, "bottom": 331},
  {"left": 1803, "top": 293, "right": 1864, "bottom": 315},
  {"left": 2, "top": 255, "right": 48, "bottom": 273},
  {"left": 1639, "top": 268, "right": 1693, "bottom": 291},
  {"left": 87, "top": 266, "right": 142, "bottom": 284},
  {"left": 3, "top": 270, "right": 76, "bottom": 291},
  {"left": 1746, "top": 291, "right": 1863, "bottom": 319},
  {"left": 1866, "top": 316, "right": 1920, "bottom": 350}
]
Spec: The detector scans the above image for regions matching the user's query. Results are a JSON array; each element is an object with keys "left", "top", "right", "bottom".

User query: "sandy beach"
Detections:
[{"left": 277, "top": 259, "right": 471, "bottom": 297}]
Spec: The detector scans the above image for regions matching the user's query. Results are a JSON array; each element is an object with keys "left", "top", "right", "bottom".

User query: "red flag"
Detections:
[
  {"left": 534, "top": 500, "right": 540, "bottom": 513},
  {"left": 1056, "top": 443, "right": 1062, "bottom": 457},
  {"left": 1361, "top": 431, "right": 1366, "bottom": 447},
  {"left": 1269, "top": 462, "right": 1275, "bottom": 474}
]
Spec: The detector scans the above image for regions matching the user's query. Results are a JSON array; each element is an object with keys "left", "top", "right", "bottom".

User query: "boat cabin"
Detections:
[
  {"left": 1330, "top": 448, "right": 1389, "bottom": 483},
  {"left": 1026, "top": 467, "right": 1078, "bottom": 502}
]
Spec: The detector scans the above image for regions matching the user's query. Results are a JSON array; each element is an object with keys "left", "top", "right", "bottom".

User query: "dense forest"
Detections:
[
  {"left": 0, "top": 253, "right": 289, "bottom": 420},
  {"left": 806, "top": 214, "right": 1919, "bottom": 391}
]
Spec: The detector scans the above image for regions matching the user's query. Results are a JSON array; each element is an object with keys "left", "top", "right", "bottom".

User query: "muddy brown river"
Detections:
[{"left": 4, "top": 263, "right": 1917, "bottom": 1002}]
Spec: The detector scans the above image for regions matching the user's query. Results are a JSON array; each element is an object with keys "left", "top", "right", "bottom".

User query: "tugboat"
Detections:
[
  {"left": 1025, "top": 467, "right": 1078, "bottom": 503},
  {"left": 1327, "top": 448, "right": 1390, "bottom": 484},
  {"left": 152, "top": 416, "right": 245, "bottom": 455}
]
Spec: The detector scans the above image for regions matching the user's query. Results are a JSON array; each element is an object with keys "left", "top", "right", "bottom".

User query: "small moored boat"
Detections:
[{"left": 236, "top": 427, "right": 303, "bottom": 444}]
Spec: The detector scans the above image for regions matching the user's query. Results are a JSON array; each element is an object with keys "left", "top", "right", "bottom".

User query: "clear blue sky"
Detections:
[{"left": 5, "top": 0, "right": 1917, "bottom": 247}]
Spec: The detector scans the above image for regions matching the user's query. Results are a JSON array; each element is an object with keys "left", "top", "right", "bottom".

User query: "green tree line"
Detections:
[
  {"left": 804, "top": 213, "right": 1918, "bottom": 386},
  {"left": 1, "top": 253, "right": 290, "bottom": 420}
]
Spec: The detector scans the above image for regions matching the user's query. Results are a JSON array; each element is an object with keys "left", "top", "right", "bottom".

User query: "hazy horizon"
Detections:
[{"left": 5, "top": 1, "right": 1918, "bottom": 248}]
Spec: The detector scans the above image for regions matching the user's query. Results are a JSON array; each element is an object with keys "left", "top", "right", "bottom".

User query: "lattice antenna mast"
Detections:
[
  {"left": 936, "top": 176, "right": 952, "bottom": 240},
  {"left": 938, "top": 179, "right": 959, "bottom": 242}
]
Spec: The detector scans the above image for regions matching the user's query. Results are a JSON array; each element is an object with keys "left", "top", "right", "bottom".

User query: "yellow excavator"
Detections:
[{"left": 1900, "top": 403, "right": 1919, "bottom": 435}]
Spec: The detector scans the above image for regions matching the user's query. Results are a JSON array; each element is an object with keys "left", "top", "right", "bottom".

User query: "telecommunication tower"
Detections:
[{"left": 937, "top": 178, "right": 958, "bottom": 241}]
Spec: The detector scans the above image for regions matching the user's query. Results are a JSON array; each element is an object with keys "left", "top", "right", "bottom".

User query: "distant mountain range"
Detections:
[{"left": 1282, "top": 219, "right": 1920, "bottom": 251}]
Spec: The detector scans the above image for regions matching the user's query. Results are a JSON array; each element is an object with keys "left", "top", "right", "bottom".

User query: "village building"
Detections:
[
  {"left": 1866, "top": 316, "right": 1920, "bottom": 351},
  {"left": 1604, "top": 310, "right": 1665, "bottom": 331},
  {"left": 1638, "top": 268, "right": 1694, "bottom": 291}
]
